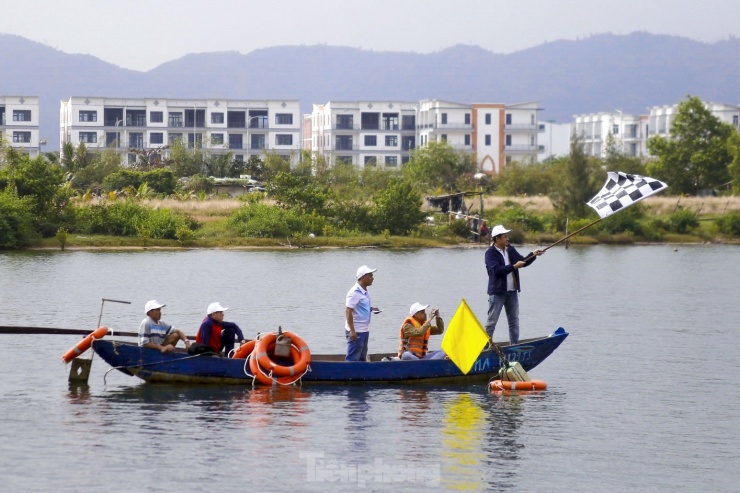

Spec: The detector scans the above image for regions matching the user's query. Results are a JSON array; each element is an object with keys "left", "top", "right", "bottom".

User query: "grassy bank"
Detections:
[{"left": 30, "top": 195, "right": 740, "bottom": 251}]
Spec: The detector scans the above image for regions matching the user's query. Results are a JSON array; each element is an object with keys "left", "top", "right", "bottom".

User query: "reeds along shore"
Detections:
[{"left": 139, "top": 195, "right": 740, "bottom": 218}]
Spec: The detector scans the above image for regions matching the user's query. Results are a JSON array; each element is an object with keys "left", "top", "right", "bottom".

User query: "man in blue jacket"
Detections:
[{"left": 484, "top": 225, "right": 544, "bottom": 344}]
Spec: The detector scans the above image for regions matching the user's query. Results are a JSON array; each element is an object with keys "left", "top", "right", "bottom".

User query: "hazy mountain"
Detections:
[{"left": 1, "top": 32, "right": 738, "bottom": 150}]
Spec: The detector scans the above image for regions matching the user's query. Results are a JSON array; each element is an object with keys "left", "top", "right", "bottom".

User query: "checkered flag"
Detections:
[{"left": 587, "top": 171, "right": 668, "bottom": 219}]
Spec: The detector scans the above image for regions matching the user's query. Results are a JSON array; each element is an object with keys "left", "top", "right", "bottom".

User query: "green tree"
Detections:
[
  {"left": 402, "top": 141, "right": 473, "bottom": 192},
  {"left": 728, "top": 131, "right": 740, "bottom": 195},
  {"left": 267, "top": 171, "right": 329, "bottom": 214},
  {"left": 646, "top": 96, "right": 734, "bottom": 194},
  {"left": 550, "top": 133, "right": 600, "bottom": 218},
  {"left": 371, "top": 178, "right": 426, "bottom": 235}
]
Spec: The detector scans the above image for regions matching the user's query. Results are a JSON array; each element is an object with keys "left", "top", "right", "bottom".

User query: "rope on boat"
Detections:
[{"left": 102, "top": 353, "right": 208, "bottom": 385}]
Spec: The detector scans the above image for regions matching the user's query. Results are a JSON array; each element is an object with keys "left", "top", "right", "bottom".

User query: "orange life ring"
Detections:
[
  {"left": 255, "top": 332, "right": 311, "bottom": 377},
  {"left": 248, "top": 349, "right": 303, "bottom": 386},
  {"left": 62, "top": 326, "right": 109, "bottom": 363},
  {"left": 232, "top": 340, "right": 256, "bottom": 359},
  {"left": 489, "top": 379, "right": 547, "bottom": 392}
]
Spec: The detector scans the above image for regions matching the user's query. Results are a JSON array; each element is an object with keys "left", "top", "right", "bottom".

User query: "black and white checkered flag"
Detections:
[{"left": 588, "top": 171, "right": 668, "bottom": 219}]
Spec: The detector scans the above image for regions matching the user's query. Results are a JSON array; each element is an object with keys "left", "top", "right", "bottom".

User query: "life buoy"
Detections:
[
  {"left": 489, "top": 379, "right": 547, "bottom": 392},
  {"left": 62, "top": 327, "right": 109, "bottom": 363},
  {"left": 232, "top": 340, "right": 256, "bottom": 359},
  {"left": 255, "top": 332, "right": 311, "bottom": 377},
  {"left": 248, "top": 349, "right": 303, "bottom": 386}
]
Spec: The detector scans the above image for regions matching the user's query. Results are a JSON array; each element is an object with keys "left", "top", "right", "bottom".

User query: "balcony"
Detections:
[
  {"left": 504, "top": 145, "right": 540, "bottom": 153},
  {"left": 504, "top": 123, "right": 539, "bottom": 131}
]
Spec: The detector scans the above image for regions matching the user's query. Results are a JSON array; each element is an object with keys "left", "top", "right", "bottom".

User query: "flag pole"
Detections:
[{"left": 522, "top": 217, "right": 603, "bottom": 261}]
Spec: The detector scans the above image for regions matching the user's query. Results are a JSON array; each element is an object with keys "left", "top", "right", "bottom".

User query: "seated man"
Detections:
[
  {"left": 398, "top": 302, "right": 446, "bottom": 360},
  {"left": 196, "top": 302, "right": 246, "bottom": 356},
  {"left": 139, "top": 300, "right": 191, "bottom": 353}
]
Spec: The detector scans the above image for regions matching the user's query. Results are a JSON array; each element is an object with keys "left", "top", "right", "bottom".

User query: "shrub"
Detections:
[
  {"left": 74, "top": 201, "right": 197, "bottom": 239},
  {"left": 102, "top": 170, "right": 142, "bottom": 192},
  {"left": 0, "top": 192, "right": 35, "bottom": 248},
  {"left": 716, "top": 212, "right": 740, "bottom": 236},
  {"left": 667, "top": 207, "right": 699, "bottom": 234},
  {"left": 490, "top": 201, "right": 546, "bottom": 233},
  {"left": 228, "top": 203, "right": 328, "bottom": 238}
]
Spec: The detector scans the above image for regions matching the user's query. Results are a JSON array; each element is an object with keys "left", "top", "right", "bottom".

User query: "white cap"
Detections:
[
  {"left": 207, "top": 302, "right": 229, "bottom": 315},
  {"left": 490, "top": 225, "right": 512, "bottom": 237},
  {"left": 409, "top": 302, "right": 429, "bottom": 315},
  {"left": 145, "top": 300, "right": 165, "bottom": 314},
  {"left": 356, "top": 265, "right": 377, "bottom": 279}
]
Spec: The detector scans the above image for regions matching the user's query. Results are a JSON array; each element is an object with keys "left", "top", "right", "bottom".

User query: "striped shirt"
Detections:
[{"left": 138, "top": 316, "right": 173, "bottom": 346}]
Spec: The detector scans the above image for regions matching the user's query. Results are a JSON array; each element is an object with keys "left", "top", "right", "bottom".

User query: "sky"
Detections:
[{"left": 3, "top": 0, "right": 739, "bottom": 72}]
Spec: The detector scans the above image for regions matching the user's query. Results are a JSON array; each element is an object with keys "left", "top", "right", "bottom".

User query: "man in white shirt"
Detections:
[{"left": 345, "top": 265, "right": 379, "bottom": 361}]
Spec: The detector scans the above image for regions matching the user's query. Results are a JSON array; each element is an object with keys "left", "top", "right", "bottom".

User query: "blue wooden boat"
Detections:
[{"left": 91, "top": 327, "right": 568, "bottom": 385}]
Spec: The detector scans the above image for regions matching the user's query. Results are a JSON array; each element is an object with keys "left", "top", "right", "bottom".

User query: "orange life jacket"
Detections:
[{"left": 398, "top": 316, "right": 430, "bottom": 358}]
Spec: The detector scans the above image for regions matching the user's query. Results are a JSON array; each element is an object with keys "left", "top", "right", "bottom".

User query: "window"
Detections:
[
  {"left": 734, "top": 115, "right": 739, "bottom": 125},
  {"left": 402, "top": 115, "right": 415, "bottom": 130},
  {"left": 275, "top": 113, "right": 293, "bottom": 125},
  {"left": 106, "top": 132, "right": 119, "bottom": 147},
  {"left": 168, "top": 112, "right": 183, "bottom": 127},
  {"left": 169, "top": 133, "right": 182, "bottom": 145},
  {"left": 402, "top": 156, "right": 410, "bottom": 164},
  {"left": 505, "top": 135, "right": 512, "bottom": 146},
  {"left": 13, "top": 110, "right": 31, "bottom": 122},
  {"left": 441, "top": 113, "right": 447, "bottom": 125},
  {"left": 385, "top": 135, "right": 397, "bottom": 146},
  {"left": 613, "top": 124, "right": 619, "bottom": 135},
  {"left": 385, "top": 156, "right": 398, "bottom": 167},
  {"left": 485, "top": 113, "right": 491, "bottom": 125},
  {"left": 276, "top": 134, "right": 293, "bottom": 145},
  {"left": 79, "top": 132, "right": 97, "bottom": 143},
  {"left": 209, "top": 133, "right": 223, "bottom": 145},
  {"left": 336, "top": 135, "right": 353, "bottom": 150},
  {"left": 364, "top": 135, "right": 377, "bottom": 146},
  {"left": 441, "top": 134, "right": 447, "bottom": 142},
  {"left": 464, "top": 134, "right": 470, "bottom": 146},
  {"left": 336, "top": 114, "right": 353, "bottom": 129},
  {"left": 337, "top": 156, "right": 352, "bottom": 164},
  {"left": 129, "top": 132, "right": 144, "bottom": 148},
  {"left": 250, "top": 134, "right": 266, "bottom": 150},
  {"left": 485, "top": 135, "right": 491, "bottom": 146},
  {"left": 150, "top": 111, "right": 163, "bottom": 123},
  {"left": 211, "top": 112, "right": 224, "bottom": 124},
  {"left": 382, "top": 113, "right": 399, "bottom": 130},
  {"left": 13, "top": 131, "right": 31, "bottom": 143},
  {"left": 505, "top": 113, "right": 512, "bottom": 125},
  {"left": 364, "top": 156, "right": 377, "bottom": 166},
  {"left": 229, "top": 134, "right": 243, "bottom": 149},
  {"left": 464, "top": 113, "right": 470, "bottom": 125},
  {"left": 401, "top": 136, "right": 415, "bottom": 150},
  {"left": 79, "top": 110, "right": 97, "bottom": 122},
  {"left": 150, "top": 132, "right": 164, "bottom": 144}
]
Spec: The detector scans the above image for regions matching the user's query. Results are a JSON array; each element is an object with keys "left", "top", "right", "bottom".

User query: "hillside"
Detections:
[{"left": 1, "top": 32, "right": 738, "bottom": 150}]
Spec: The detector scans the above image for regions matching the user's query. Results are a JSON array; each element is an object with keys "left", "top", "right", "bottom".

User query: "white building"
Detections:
[
  {"left": 60, "top": 97, "right": 301, "bottom": 165},
  {"left": 304, "top": 99, "right": 543, "bottom": 174},
  {"left": 572, "top": 111, "right": 648, "bottom": 158},
  {"left": 304, "top": 101, "right": 417, "bottom": 167},
  {"left": 647, "top": 101, "right": 740, "bottom": 138},
  {"left": 574, "top": 100, "right": 740, "bottom": 160},
  {"left": 0, "top": 96, "right": 42, "bottom": 158},
  {"left": 537, "top": 122, "right": 571, "bottom": 161}
]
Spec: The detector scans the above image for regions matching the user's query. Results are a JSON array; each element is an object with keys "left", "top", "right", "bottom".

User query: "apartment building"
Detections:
[
  {"left": 647, "top": 101, "right": 740, "bottom": 137},
  {"left": 304, "top": 101, "right": 418, "bottom": 167},
  {"left": 0, "top": 96, "right": 42, "bottom": 158},
  {"left": 60, "top": 97, "right": 301, "bottom": 165},
  {"left": 304, "top": 99, "right": 543, "bottom": 174},
  {"left": 574, "top": 100, "right": 740, "bottom": 159}
]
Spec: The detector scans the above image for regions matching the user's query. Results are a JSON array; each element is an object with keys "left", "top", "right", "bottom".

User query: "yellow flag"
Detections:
[{"left": 440, "top": 299, "right": 489, "bottom": 374}]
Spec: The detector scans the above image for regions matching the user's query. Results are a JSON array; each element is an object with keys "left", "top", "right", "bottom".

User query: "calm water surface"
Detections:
[{"left": 0, "top": 245, "right": 738, "bottom": 492}]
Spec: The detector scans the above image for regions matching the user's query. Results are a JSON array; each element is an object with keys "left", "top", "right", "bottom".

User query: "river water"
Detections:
[{"left": 0, "top": 245, "right": 738, "bottom": 492}]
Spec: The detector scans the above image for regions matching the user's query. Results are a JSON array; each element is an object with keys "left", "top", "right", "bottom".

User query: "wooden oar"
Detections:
[{"left": 0, "top": 326, "right": 195, "bottom": 339}]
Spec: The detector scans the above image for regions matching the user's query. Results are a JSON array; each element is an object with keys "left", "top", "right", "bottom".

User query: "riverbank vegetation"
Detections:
[{"left": 1, "top": 95, "right": 739, "bottom": 250}]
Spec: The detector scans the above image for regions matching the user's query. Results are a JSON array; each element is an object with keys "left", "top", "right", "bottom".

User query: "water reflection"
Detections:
[{"left": 441, "top": 392, "right": 486, "bottom": 491}]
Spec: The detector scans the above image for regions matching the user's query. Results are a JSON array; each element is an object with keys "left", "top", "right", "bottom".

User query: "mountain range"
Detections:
[{"left": 1, "top": 32, "right": 738, "bottom": 150}]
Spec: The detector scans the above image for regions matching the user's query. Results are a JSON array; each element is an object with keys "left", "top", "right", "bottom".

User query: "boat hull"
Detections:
[{"left": 92, "top": 328, "right": 568, "bottom": 385}]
